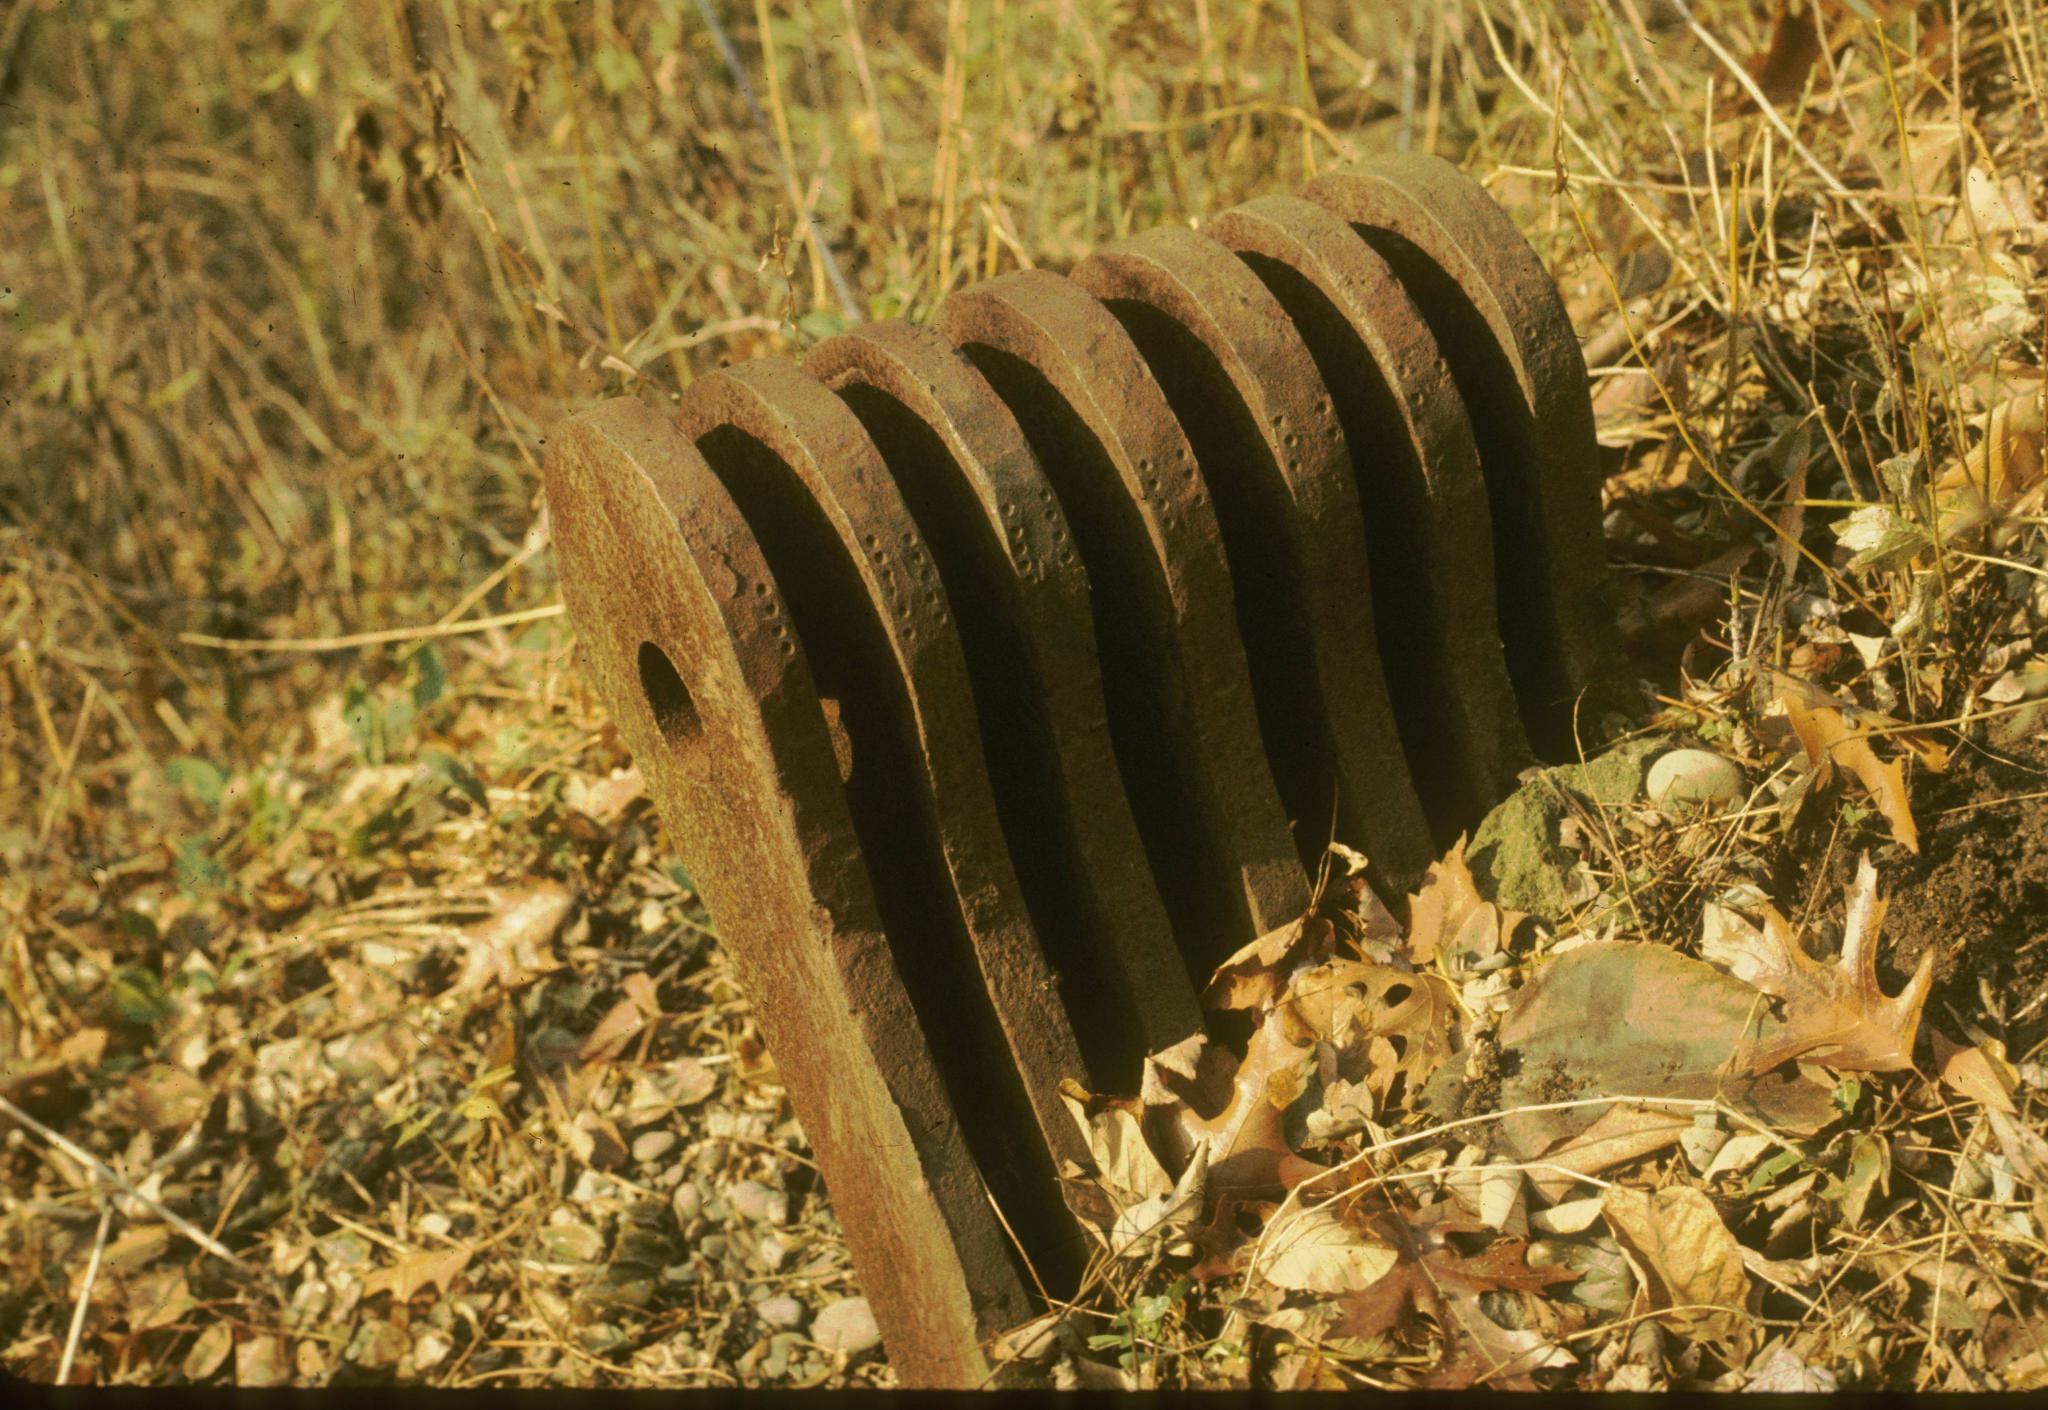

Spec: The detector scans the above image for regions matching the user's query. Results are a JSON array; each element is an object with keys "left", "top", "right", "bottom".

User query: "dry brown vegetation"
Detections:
[{"left": 4, "top": 0, "right": 2048, "bottom": 1391}]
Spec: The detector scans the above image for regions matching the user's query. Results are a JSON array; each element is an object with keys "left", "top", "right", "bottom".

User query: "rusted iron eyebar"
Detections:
[{"left": 543, "top": 153, "right": 1629, "bottom": 1388}]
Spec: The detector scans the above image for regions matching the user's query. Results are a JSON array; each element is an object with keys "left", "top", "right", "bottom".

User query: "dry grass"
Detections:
[{"left": 2, "top": 0, "right": 2046, "bottom": 1390}]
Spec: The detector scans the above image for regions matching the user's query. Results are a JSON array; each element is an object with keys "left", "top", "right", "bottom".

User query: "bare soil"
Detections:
[{"left": 1865, "top": 740, "right": 2048, "bottom": 1021}]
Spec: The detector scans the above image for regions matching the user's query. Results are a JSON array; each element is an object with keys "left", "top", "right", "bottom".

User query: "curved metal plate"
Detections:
[
  {"left": 934, "top": 269, "right": 1312, "bottom": 970},
  {"left": 1073, "top": 225, "right": 1436, "bottom": 895},
  {"left": 1208, "top": 194, "right": 1531, "bottom": 833},
  {"left": 543, "top": 399, "right": 1025, "bottom": 1386},
  {"left": 674, "top": 361, "right": 1091, "bottom": 1283},
  {"left": 804, "top": 321, "right": 1201, "bottom": 1079},
  {"left": 1304, "top": 155, "right": 1631, "bottom": 757}
]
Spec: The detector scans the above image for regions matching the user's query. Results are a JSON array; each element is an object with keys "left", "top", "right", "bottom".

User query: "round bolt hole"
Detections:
[{"left": 638, "top": 642, "right": 699, "bottom": 743}]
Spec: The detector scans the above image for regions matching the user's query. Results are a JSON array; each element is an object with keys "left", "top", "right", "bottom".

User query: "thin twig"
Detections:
[
  {"left": 55, "top": 1202, "right": 114, "bottom": 1385},
  {"left": 177, "top": 602, "right": 564, "bottom": 655},
  {"left": 0, "top": 1094, "right": 243, "bottom": 1263}
]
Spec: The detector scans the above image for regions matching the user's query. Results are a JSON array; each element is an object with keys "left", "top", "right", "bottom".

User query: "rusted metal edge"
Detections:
[
  {"left": 1208, "top": 194, "right": 1532, "bottom": 833},
  {"left": 1304, "top": 155, "right": 1633, "bottom": 757},
  {"left": 673, "top": 360, "right": 1094, "bottom": 1285},
  {"left": 804, "top": 321, "right": 1203, "bottom": 1081},
  {"left": 542, "top": 398, "right": 1027, "bottom": 1387},
  {"left": 1072, "top": 225, "right": 1436, "bottom": 896},
  {"left": 935, "top": 269, "right": 1312, "bottom": 972}
]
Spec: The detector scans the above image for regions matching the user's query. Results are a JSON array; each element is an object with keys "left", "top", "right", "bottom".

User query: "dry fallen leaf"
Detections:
[
  {"left": 1779, "top": 687, "right": 1927, "bottom": 852},
  {"left": 1699, "top": 855, "right": 1933, "bottom": 1073},
  {"left": 235, "top": 1333, "right": 290, "bottom": 1388},
  {"left": 362, "top": 1244, "right": 473, "bottom": 1303},
  {"left": 1454, "top": 941, "right": 1837, "bottom": 1169},
  {"left": 1182, "top": 1011, "right": 1323, "bottom": 1194},
  {"left": 1932, "top": 1031, "right": 2020, "bottom": 1113},
  {"left": 1107, "top": 1142, "right": 1208, "bottom": 1257},
  {"left": 453, "top": 882, "right": 572, "bottom": 994},
  {"left": 1745, "top": 1341, "right": 1841, "bottom": 1392},
  {"left": 1525, "top": 1102, "right": 1698, "bottom": 1203},
  {"left": 1987, "top": 1106, "right": 2048, "bottom": 1186},
  {"left": 576, "top": 997, "right": 649, "bottom": 1064},
  {"left": 1405, "top": 836, "right": 1525, "bottom": 970},
  {"left": 1063, "top": 1080, "right": 1172, "bottom": 1199},
  {"left": 1600, "top": 1184, "right": 1751, "bottom": 1351},
  {"left": 1203, "top": 914, "right": 1334, "bottom": 1014},
  {"left": 1327, "top": 1209, "right": 1579, "bottom": 1387},
  {"left": 1255, "top": 1203, "right": 1399, "bottom": 1294},
  {"left": 1277, "top": 959, "right": 1459, "bottom": 1111},
  {"left": 1934, "top": 381, "right": 2048, "bottom": 539}
]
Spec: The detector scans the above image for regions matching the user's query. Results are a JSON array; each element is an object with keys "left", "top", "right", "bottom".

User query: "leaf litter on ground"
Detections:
[{"left": 1040, "top": 751, "right": 1986, "bottom": 1388}]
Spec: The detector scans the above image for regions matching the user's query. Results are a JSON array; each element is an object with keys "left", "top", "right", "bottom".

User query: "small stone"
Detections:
[
  {"left": 633, "top": 1130, "right": 677, "bottom": 1164},
  {"left": 539, "top": 1223, "right": 605, "bottom": 1264},
  {"left": 698, "top": 1234, "right": 728, "bottom": 1260},
  {"left": 285, "top": 1276, "right": 330, "bottom": 1331},
  {"left": 812, "top": 1296, "right": 882, "bottom": 1356},
  {"left": 580, "top": 1323, "right": 627, "bottom": 1355},
  {"left": 413, "top": 1330, "right": 452, "bottom": 1371},
  {"left": 346, "top": 1318, "right": 409, "bottom": 1369},
  {"left": 318, "top": 1232, "right": 371, "bottom": 1270},
  {"left": 757, "top": 1294, "right": 807, "bottom": 1329},
  {"left": 763, "top": 1329, "right": 805, "bottom": 1379},
  {"left": 671, "top": 1181, "right": 702, "bottom": 1228},
  {"left": 235, "top": 1334, "right": 290, "bottom": 1387},
  {"left": 183, "top": 1323, "right": 233, "bottom": 1380},
  {"left": 757, "top": 1234, "right": 790, "bottom": 1271},
  {"left": 728, "top": 1179, "right": 787, "bottom": 1224},
  {"left": 1647, "top": 748, "right": 1745, "bottom": 808}
]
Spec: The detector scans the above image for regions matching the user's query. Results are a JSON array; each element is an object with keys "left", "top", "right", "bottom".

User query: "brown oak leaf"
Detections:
[
  {"left": 1405, "top": 836, "right": 1525, "bottom": 970},
  {"left": 1326, "top": 1208, "right": 1578, "bottom": 1387},
  {"left": 1700, "top": 854, "right": 1933, "bottom": 1073},
  {"left": 1202, "top": 914, "right": 1335, "bottom": 1014},
  {"left": 362, "top": 1244, "right": 473, "bottom": 1303},
  {"left": 1278, "top": 959, "right": 1459, "bottom": 1110},
  {"left": 1146, "top": 1008, "right": 1324, "bottom": 1195}
]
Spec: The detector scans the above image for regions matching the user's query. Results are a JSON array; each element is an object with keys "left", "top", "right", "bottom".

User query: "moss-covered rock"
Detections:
[{"left": 1466, "top": 735, "right": 1674, "bottom": 919}]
